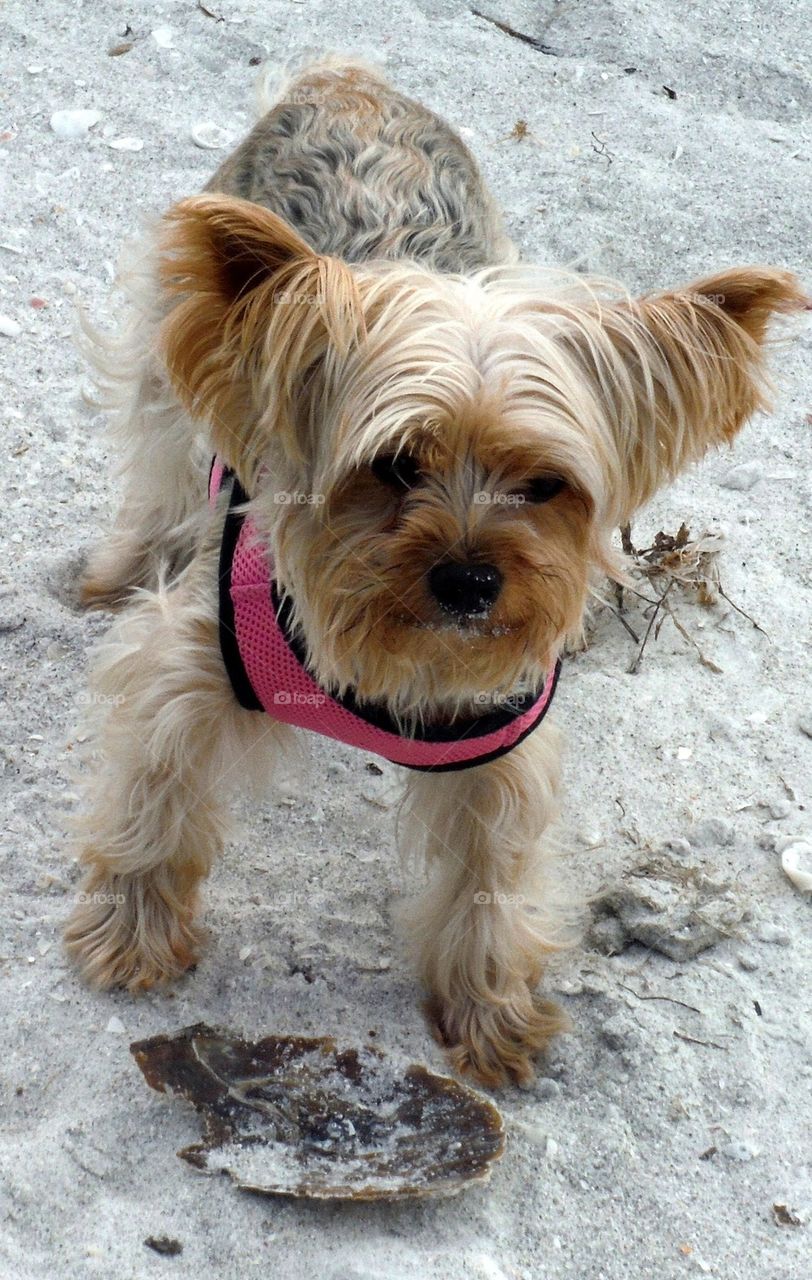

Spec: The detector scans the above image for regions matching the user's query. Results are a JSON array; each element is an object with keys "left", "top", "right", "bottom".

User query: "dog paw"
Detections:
[
  {"left": 64, "top": 871, "right": 202, "bottom": 992},
  {"left": 426, "top": 989, "right": 569, "bottom": 1088},
  {"left": 43, "top": 549, "right": 92, "bottom": 614}
]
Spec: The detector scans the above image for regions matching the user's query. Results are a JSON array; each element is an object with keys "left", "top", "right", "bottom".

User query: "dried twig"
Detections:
[
  {"left": 666, "top": 609, "right": 723, "bottom": 674},
  {"left": 673, "top": 1030, "right": 728, "bottom": 1051},
  {"left": 591, "top": 132, "right": 614, "bottom": 165},
  {"left": 607, "top": 606, "right": 640, "bottom": 644},
  {"left": 628, "top": 580, "right": 674, "bottom": 673},
  {"left": 471, "top": 9, "right": 563, "bottom": 55},
  {"left": 717, "top": 585, "right": 770, "bottom": 637},
  {"left": 620, "top": 984, "right": 701, "bottom": 1015}
]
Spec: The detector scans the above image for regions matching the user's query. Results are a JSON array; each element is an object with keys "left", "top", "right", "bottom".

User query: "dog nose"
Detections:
[{"left": 428, "top": 561, "right": 503, "bottom": 616}]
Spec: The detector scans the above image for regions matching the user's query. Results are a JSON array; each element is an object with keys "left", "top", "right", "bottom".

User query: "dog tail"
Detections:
[{"left": 254, "top": 52, "right": 389, "bottom": 118}]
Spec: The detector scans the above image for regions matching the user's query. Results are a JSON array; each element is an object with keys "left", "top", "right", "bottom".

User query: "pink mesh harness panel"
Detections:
[{"left": 210, "top": 459, "right": 560, "bottom": 771}]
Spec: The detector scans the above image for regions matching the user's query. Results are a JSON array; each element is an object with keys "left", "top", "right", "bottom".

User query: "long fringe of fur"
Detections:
[{"left": 65, "top": 547, "right": 293, "bottom": 990}]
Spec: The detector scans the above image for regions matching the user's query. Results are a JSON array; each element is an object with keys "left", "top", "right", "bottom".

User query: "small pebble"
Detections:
[
  {"left": 106, "top": 1015, "right": 126, "bottom": 1035},
  {"left": 587, "top": 915, "right": 627, "bottom": 956},
  {"left": 757, "top": 922, "right": 791, "bottom": 946},
  {"left": 0, "top": 314, "right": 21, "bottom": 338},
  {"left": 719, "top": 1138, "right": 758, "bottom": 1162},
  {"left": 581, "top": 975, "right": 608, "bottom": 996},
  {"left": 767, "top": 799, "right": 791, "bottom": 820},
  {"left": 707, "top": 713, "right": 737, "bottom": 742},
  {"left": 50, "top": 109, "right": 102, "bottom": 139},
  {"left": 518, "top": 1121, "right": 552, "bottom": 1147},
  {"left": 736, "top": 950, "right": 760, "bottom": 972},
  {"left": 578, "top": 829, "right": 603, "bottom": 849},
  {"left": 108, "top": 137, "right": 144, "bottom": 152},
  {"left": 720, "top": 460, "right": 763, "bottom": 492},
  {"left": 773, "top": 1203, "right": 804, "bottom": 1228},
  {"left": 780, "top": 841, "right": 812, "bottom": 893},
  {"left": 151, "top": 26, "right": 175, "bottom": 48},
  {"left": 689, "top": 816, "right": 735, "bottom": 848},
  {"left": 144, "top": 1236, "right": 183, "bottom": 1257},
  {"left": 553, "top": 977, "right": 584, "bottom": 996},
  {"left": 798, "top": 715, "right": 812, "bottom": 739},
  {"left": 190, "top": 121, "right": 232, "bottom": 150},
  {"left": 600, "top": 1013, "right": 638, "bottom": 1051},
  {"left": 664, "top": 837, "right": 692, "bottom": 857},
  {"left": 470, "top": 1256, "right": 511, "bottom": 1280},
  {"left": 533, "top": 1077, "right": 561, "bottom": 1100}
]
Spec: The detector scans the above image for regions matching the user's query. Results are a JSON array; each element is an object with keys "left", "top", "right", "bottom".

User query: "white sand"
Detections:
[{"left": 0, "top": 2, "right": 810, "bottom": 1277}]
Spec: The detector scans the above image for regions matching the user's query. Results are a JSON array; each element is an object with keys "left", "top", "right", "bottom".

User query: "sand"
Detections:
[{"left": 0, "top": 1, "right": 810, "bottom": 1277}]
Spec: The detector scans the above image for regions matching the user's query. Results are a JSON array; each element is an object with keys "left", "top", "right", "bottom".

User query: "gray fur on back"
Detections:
[{"left": 205, "top": 61, "right": 514, "bottom": 273}]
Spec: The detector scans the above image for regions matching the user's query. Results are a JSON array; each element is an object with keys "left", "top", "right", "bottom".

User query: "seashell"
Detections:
[
  {"left": 190, "top": 121, "right": 231, "bottom": 150},
  {"left": 132, "top": 1023, "right": 505, "bottom": 1200},
  {"left": 781, "top": 841, "right": 812, "bottom": 893},
  {"left": 49, "top": 109, "right": 102, "bottom": 139}
]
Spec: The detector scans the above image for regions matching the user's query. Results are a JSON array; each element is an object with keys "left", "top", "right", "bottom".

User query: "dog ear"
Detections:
[
  {"left": 158, "top": 195, "right": 362, "bottom": 486},
  {"left": 559, "top": 266, "right": 807, "bottom": 524}
]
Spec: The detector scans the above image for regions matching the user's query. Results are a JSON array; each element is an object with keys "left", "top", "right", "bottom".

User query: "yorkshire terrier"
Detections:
[{"left": 65, "top": 58, "right": 804, "bottom": 1086}]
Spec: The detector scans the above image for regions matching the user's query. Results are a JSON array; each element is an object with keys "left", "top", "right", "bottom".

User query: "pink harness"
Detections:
[{"left": 210, "top": 460, "right": 559, "bottom": 771}]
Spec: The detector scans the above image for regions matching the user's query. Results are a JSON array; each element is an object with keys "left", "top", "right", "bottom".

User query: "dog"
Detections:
[{"left": 64, "top": 57, "right": 804, "bottom": 1086}]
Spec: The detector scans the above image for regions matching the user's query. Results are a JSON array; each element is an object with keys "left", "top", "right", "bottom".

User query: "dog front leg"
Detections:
[
  {"left": 64, "top": 570, "right": 288, "bottom": 990},
  {"left": 400, "top": 721, "right": 575, "bottom": 1087}
]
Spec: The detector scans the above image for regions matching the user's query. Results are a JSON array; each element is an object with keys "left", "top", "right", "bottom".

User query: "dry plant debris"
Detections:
[{"left": 601, "top": 522, "right": 766, "bottom": 673}]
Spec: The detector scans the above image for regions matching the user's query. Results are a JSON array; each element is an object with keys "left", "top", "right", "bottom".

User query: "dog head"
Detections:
[{"left": 159, "top": 195, "right": 804, "bottom": 718}]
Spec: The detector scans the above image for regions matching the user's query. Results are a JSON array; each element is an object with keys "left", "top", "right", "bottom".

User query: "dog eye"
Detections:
[
  {"left": 521, "top": 475, "right": 566, "bottom": 504},
  {"left": 371, "top": 452, "right": 422, "bottom": 490}
]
